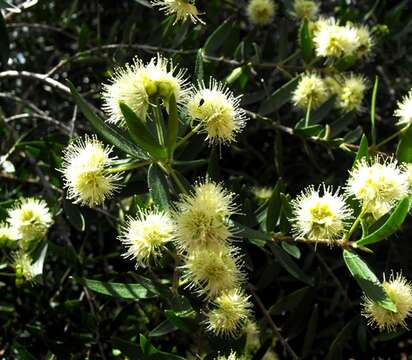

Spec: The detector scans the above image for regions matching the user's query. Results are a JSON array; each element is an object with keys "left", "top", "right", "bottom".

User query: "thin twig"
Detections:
[
  {"left": 248, "top": 285, "right": 300, "bottom": 360},
  {"left": 4, "top": 113, "right": 72, "bottom": 134}
]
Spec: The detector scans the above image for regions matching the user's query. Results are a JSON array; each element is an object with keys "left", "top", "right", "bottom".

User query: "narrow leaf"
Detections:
[
  {"left": 343, "top": 250, "right": 397, "bottom": 312},
  {"left": 352, "top": 134, "right": 369, "bottom": 169},
  {"left": 300, "top": 19, "right": 314, "bottom": 63},
  {"left": 266, "top": 181, "right": 283, "bottom": 232},
  {"left": 81, "top": 278, "right": 158, "bottom": 300},
  {"left": 203, "top": 19, "right": 233, "bottom": 55},
  {"left": 148, "top": 163, "right": 170, "bottom": 210},
  {"left": 67, "top": 81, "right": 148, "bottom": 159},
  {"left": 370, "top": 76, "right": 379, "bottom": 146},
  {"left": 357, "top": 197, "right": 410, "bottom": 246},
  {"left": 259, "top": 76, "right": 300, "bottom": 115},
  {"left": 396, "top": 124, "right": 412, "bottom": 163},
  {"left": 120, "top": 101, "right": 167, "bottom": 160}
]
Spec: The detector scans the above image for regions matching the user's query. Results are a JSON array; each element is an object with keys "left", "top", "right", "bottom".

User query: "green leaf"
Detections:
[
  {"left": 302, "top": 305, "right": 319, "bottom": 357},
  {"left": 343, "top": 250, "right": 397, "bottom": 312},
  {"left": 140, "top": 334, "right": 185, "bottom": 360},
  {"left": 300, "top": 19, "right": 314, "bottom": 63},
  {"left": 396, "top": 125, "right": 412, "bottom": 162},
  {"left": 149, "top": 320, "right": 177, "bottom": 338},
  {"left": 326, "top": 316, "right": 359, "bottom": 360},
  {"left": 269, "top": 286, "right": 312, "bottom": 315},
  {"left": 164, "top": 308, "right": 196, "bottom": 332},
  {"left": 357, "top": 197, "right": 411, "bottom": 246},
  {"left": 370, "top": 76, "right": 379, "bottom": 146},
  {"left": 266, "top": 180, "right": 282, "bottom": 232},
  {"left": 259, "top": 76, "right": 300, "bottom": 115},
  {"left": 67, "top": 81, "right": 148, "bottom": 159},
  {"left": 281, "top": 241, "right": 301, "bottom": 259},
  {"left": 166, "top": 94, "right": 179, "bottom": 157},
  {"left": 269, "top": 243, "right": 314, "bottom": 285},
  {"left": 120, "top": 102, "right": 167, "bottom": 160},
  {"left": 203, "top": 18, "right": 233, "bottom": 55},
  {"left": 63, "top": 198, "right": 85, "bottom": 232},
  {"left": 352, "top": 134, "right": 369, "bottom": 169},
  {"left": 147, "top": 163, "right": 170, "bottom": 210},
  {"left": 294, "top": 124, "right": 324, "bottom": 137},
  {"left": 0, "top": 13, "right": 9, "bottom": 69},
  {"left": 81, "top": 278, "right": 158, "bottom": 300},
  {"left": 234, "top": 222, "right": 272, "bottom": 243},
  {"left": 31, "top": 242, "right": 48, "bottom": 279}
]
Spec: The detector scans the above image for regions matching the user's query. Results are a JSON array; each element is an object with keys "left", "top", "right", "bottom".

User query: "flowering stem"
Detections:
[
  {"left": 344, "top": 207, "right": 367, "bottom": 241},
  {"left": 174, "top": 122, "right": 203, "bottom": 150},
  {"left": 374, "top": 125, "right": 410, "bottom": 149}
]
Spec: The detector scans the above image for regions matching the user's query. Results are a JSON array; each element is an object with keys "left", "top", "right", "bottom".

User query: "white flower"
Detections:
[
  {"left": 7, "top": 198, "right": 53, "bottom": 243},
  {"left": 246, "top": 0, "right": 277, "bottom": 26},
  {"left": 205, "top": 289, "right": 252, "bottom": 337},
  {"left": 0, "top": 223, "right": 18, "bottom": 248},
  {"left": 102, "top": 60, "right": 149, "bottom": 124},
  {"left": 346, "top": 157, "right": 409, "bottom": 219},
  {"left": 336, "top": 73, "right": 368, "bottom": 113},
  {"left": 313, "top": 18, "right": 359, "bottom": 58},
  {"left": 291, "top": 185, "right": 352, "bottom": 241},
  {"left": 102, "top": 54, "right": 189, "bottom": 124},
  {"left": 61, "top": 136, "right": 121, "bottom": 207},
  {"left": 291, "top": 0, "right": 319, "bottom": 20},
  {"left": 292, "top": 73, "right": 329, "bottom": 110},
  {"left": 394, "top": 90, "right": 412, "bottom": 126},
  {"left": 186, "top": 79, "right": 247, "bottom": 145},
  {"left": 151, "top": 0, "right": 204, "bottom": 24},
  {"left": 13, "top": 250, "right": 33, "bottom": 285},
  {"left": 181, "top": 245, "right": 244, "bottom": 298},
  {"left": 362, "top": 272, "right": 412, "bottom": 332},
  {"left": 119, "top": 210, "right": 174, "bottom": 266},
  {"left": 173, "top": 180, "right": 236, "bottom": 253},
  {"left": 354, "top": 25, "right": 374, "bottom": 58}
]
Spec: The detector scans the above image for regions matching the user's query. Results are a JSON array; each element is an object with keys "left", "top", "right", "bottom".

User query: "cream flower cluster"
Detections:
[
  {"left": 186, "top": 78, "right": 247, "bottom": 145},
  {"left": 119, "top": 209, "right": 174, "bottom": 266},
  {"left": 293, "top": 73, "right": 368, "bottom": 113},
  {"left": 102, "top": 54, "right": 189, "bottom": 124},
  {"left": 1, "top": 198, "right": 53, "bottom": 284},
  {"left": 291, "top": 0, "right": 319, "bottom": 20},
  {"left": 362, "top": 273, "right": 412, "bottom": 332},
  {"left": 173, "top": 180, "right": 252, "bottom": 336},
  {"left": 291, "top": 156, "right": 410, "bottom": 243},
  {"left": 116, "top": 179, "right": 252, "bottom": 337},
  {"left": 151, "top": 0, "right": 203, "bottom": 25},
  {"left": 246, "top": 0, "right": 277, "bottom": 26},
  {"left": 312, "top": 18, "right": 373, "bottom": 60},
  {"left": 394, "top": 89, "right": 412, "bottom": 127},
  {"left": 7, "top": 198, "right": 53, "bottom": 245},
  {"left": 61, "top": 135, "right": 122, "bottom": 207},
  {"left": 102, "top": 55, "right": 248, "bottom": 146},
  {"left": 291, "top": 185, "right": 352, "bottom": 242},
  {"left": 346, "top": 157, "right": 409, "bottom": 220}
]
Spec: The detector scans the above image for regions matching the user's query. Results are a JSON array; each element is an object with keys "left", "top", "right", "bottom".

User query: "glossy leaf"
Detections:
[
  {"left": 352, "top": 134, "right": 369, "bottom": 169},
  {"left": 120, "top": 102, "right": 167, "bottom": 160},
  {"left": 300, "top": 19, "right": 314, "bottom": 63},
  {"left": 270, "top": 243, "right": 314, "bottom": 285},
  {"left": 396, "top": 124, "right": 412, "bottom": 163},
  {"left": 148, "top": 163, "right": 170, "bottom": 209},
  {"left": 259, "top": 76, "right": 300, "bottom": 115},
  {"left": 357, "top": 197, "right": 411, "bottom": 246},
  {"left": 343, "top": 250, "right": 397, "bottom": 312},
  {"left": 266, "top": 180, "right": 282, "bottom": 232},
  {"left": 81, "top": 278, "right": 158, "bottom": 300}
]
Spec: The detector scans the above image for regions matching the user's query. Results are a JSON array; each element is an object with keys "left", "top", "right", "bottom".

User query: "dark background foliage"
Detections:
[{"left": 1, "top": 0, "right": 412, "bottom": 358}]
